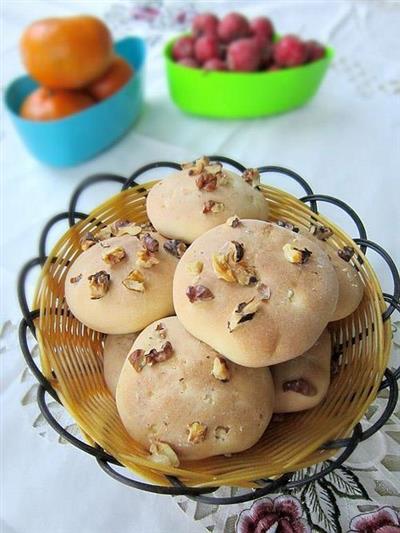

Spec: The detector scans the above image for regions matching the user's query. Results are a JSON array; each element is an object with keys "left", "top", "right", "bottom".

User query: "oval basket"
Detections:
[{"left": 18, "top": 158, "right": 399, "bottom": 503}]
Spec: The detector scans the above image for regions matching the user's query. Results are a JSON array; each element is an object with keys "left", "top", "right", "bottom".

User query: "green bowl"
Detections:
[{"left": 164, "top": 37, "right": 334, "bottom": 119}]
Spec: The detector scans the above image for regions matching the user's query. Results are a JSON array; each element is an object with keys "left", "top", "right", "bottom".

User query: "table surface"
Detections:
[{"left": 1, "top": 1, "right": 399, "bottom": 532}]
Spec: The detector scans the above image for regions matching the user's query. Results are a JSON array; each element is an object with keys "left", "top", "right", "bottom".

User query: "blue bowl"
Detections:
[{"left": 5, "top": 37, "right": 146, "bottom": 167}]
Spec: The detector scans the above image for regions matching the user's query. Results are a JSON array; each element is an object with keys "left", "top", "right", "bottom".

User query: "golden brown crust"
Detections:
[
  {"left": 146, "top": 165, "right": 269, "bottom": 243},
  {"left": 103, "top": 333, "right": 137, "bottom": 397},
  {"left": 116, "top": 317, "right": 274, "bottom": 460},
  {"left": 65, "top": 234, "right": 177, "bottom": 334},
  {"left": 271, "top": 329, "right": 331, "bottom": 413},
  {"left": 326, "top": 246, "right": 364, "bottom": 321},
  {"left": 173, "top": 220, "right": 339, "bottom": 367}
]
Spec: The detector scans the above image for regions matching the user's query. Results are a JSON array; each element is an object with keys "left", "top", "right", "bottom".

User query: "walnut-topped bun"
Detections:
[
  {"left": 116, "top": 316, "right": 274, "bottom": 462},
  {"left": 65, "top": 225, "right": 179, "bottom": 334},
  {"left": 146, "top": 157, "right": 269, "bottom": 243},
  {"left": 271, "top": 329, "right": 331, "bottom": 413},
  {"left": 103, "top": 333, "right": 137, "bottom": 397},
  {"left": 173, "top": 219, "right": 339, "bottom": 367}
]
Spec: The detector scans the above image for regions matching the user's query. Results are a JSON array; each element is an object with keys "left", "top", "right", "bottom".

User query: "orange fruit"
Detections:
[
  {"left": 88, "top": 55, "right": 134, "bottom": 101},
  {"left": 20, "top": 16, "right": 113, "bottom": 89},
  {"left": 20, "top": 87, "right": 94, "bottom": 121}
]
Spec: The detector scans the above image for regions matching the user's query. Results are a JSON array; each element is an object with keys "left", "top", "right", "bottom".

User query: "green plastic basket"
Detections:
[{"left": 164, "top": 37, "right": 334, "bottom": 119}]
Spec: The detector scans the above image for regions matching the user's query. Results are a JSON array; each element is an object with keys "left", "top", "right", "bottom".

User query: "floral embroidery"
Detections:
[
  {"left": 348, "top": 507, "right": 400, "bottom": 532},
  {"left": 236, "top": 495, "right": 311, "bottom": 533}
]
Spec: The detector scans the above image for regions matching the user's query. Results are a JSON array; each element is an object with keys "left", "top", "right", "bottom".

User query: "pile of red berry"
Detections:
[{"left": 171, "top": 12, "right": 325, "bottom": 72}]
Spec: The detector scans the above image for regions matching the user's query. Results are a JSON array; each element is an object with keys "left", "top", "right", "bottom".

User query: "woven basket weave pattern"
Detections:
[{"left": 33, "top": 182, "right": 391, "bottom": 488}]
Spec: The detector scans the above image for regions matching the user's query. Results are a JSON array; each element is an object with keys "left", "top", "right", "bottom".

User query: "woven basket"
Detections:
[{"left": 30, "top": 177, "right": 392, "bottom": 490}]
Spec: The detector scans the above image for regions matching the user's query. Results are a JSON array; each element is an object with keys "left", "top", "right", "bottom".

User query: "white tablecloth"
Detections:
[{"left": 1, "top": 1, "right": 399, "bottom": 532}]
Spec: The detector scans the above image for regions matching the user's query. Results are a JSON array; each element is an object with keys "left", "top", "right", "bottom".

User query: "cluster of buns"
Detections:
[{"left": 65, "top": 157, "right": 364, "bottom": 466}]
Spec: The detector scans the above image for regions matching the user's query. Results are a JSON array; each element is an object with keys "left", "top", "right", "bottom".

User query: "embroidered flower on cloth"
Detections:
[
  {"left": 348, "top": 506, "right": 400, "bottom": 532},
  {"left": 236, "top": 495, "right": 311, "bottom": 533}
]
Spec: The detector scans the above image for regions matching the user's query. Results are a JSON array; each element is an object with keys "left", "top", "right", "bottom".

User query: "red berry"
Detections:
[
  {"left": 218, "top": 12, "right": 250, "bottom": 43},
  {"left": 227, "top": 38, "right": 262, "bottom": 72},
  {"left": 203, "top": 58, "right": 227, "bottom": 71},
  {"left": 273, "top": 35, "right": 307, "bottom": 67},
  {"left": 252, "top": 36, "right": 273, "bottom": 68},
  {"left": 194, "top": 35, "right": 221, "bottom": 64},
  {"left": 172, "top": 36, "right": 195, "bottom": 61},
  {"left": 178, "top": 57, "right": 199, "bottom": 68},
  {"left": 250, "top": 17, "right": 274, "bottom": 44},
  {"left": 192, "top": 12, "right": 219, "bottom": 37},
  {"left": 304, "top": 40, "right": 325, "bottom": 62}
]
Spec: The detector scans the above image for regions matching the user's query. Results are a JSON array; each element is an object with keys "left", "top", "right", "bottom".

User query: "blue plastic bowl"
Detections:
[{"left": 5, "top": 37, "right": 146, "bottom": 167}]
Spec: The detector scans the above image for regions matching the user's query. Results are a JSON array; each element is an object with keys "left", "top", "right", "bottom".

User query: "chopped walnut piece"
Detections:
[
  {"left": 149, "top": 441, "right": 180, "bottom": 467},
  {"left": 128, "top": 349, "right": 146, "bottom": 372},
  {"left": 282, "top": 378, "right": 317, "bottom": 396},
  {"left": 147, "top": 341, "right": 174, "bottom": 365},
  {"left": 227, "top": 241, "right": 244, "bottom": 262},
  {"left": 94, "top": 226, "right": 112, "bottom": 241},
  {"left": 257, "top": 283, "right": 271, "bottom": 301},
  {"left": 110, "top": 219, "right": 142, "bottom": 237},
  {"left": 309, "top": 223, "right": 333, "bottom": 241},
  {"left": 234, "top": 262, "right": 258, "bottom": 285},
  {"left": 217, "top": 171, "right": 230, "bottom": 186},
  {"left": 202, "top": 200, "right": 225, "bottom": 214},
  {"left": 70, "top": 274, "right": 82, "bottom": 284},
  {"left": 80, "top": 232, "right": 97, "bottom": 251},
  {"left": 212, "top": 244, "right": 257, "bottom": 286},
  {"left": 163, "top": 239, "right": 187, "bottom": 258},
  {"left": 141, "top": 221, "right": 156, "bottom": 232},
  {"left": 212, "top": 254, "right": 236, "bottom": 283},
  {"left": 88, "top": 271, "right": 110, "bottom": 299},
  {"left": 142, "top": 233, "right": 159, "bottom": 253},
  {"left": 186, "top": 285, "right": 214, "bottom": 303},
  {"left": 187, "top": 422, "right": 207, "bottom": 444},
  {"left": 215, "top": 426, "right": 230, "bottom": 441},
  {"left": 181, "top": 156, "right": 210, "bottom": 175},
  {"left": 129, "top": 342, "right": 174, "bottom": 372},
  {"left": 195, "top": 171, "right": 217, "bottom": 191},
  {"left": 276, "top": 220, "right": 299, "bottom": 233},
  {"left": 122, "top": 270, "right": 145, "bottom": 292},
  {"left": 102, "top": 246, "right": 126, "bottom": 266},
  {"left": 228, "top": 298, "right": 261, "bottom": 332},
  {"left": 283, "top": 243, "right": 312, "bottom": 264},
  {"left": 155, "top": 322, "right": 167, "bottom": 339},
  {"left": 136, "top": 248, "right": 159, "bottom": 268},
  {"left": 338, "top": 246, "right": 355, "bottom": 262},
  {"left": 186, "top": 261, "right": 203, "bottom": 275},
  {"left": 242, "top": 168, "right": 260, "bottom": 188},
  {"left": 212, "top": 357, "right": 230, "bottom": 382},
  {"left": 226, "top": 215, "right": 241, "bottom": 228}
]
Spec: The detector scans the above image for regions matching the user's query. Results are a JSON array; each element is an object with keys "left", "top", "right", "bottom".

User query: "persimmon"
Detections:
[
  {"left": 87, "top": 56, "right": 133, "bottom": 101},
  {"left": 20, "top": 87, "right": 94, "bottom": 121},
  {"left": 20, "top": 15, "right": 113, "bottom": 89}
]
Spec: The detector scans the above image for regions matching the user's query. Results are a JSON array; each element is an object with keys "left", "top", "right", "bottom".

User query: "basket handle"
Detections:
[
  {"left": 38, "top": 211, "right": 87, "bottom": 259},
  {"left": 354, "top": 238, "right": 400, "bottom": 322},
  {"left": 300, "top": 194, "right": 367, "bottom": 251},
  {"left": 37, "top": 386, "right": 122, "bottom": 464},
  {"left": 68, "top": 173, "right": 127, "bottom": 226},
  {"left": 122, "top": 161, "right": 182, "bottom": 190},
  {"left": 17, "top": 257, "right": 44, "bottom": 333},
  {"left": 259, "top": 165, "right": 317, "bottom": 213},
  {"left": 19, "top": 317, "right": 59, "bottom": 401}
]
